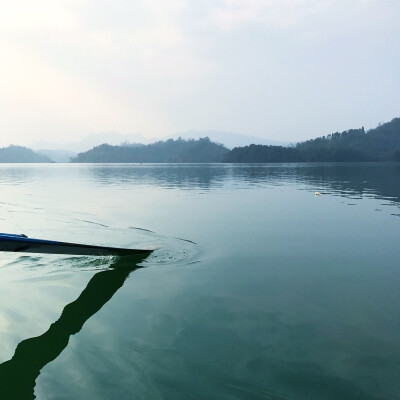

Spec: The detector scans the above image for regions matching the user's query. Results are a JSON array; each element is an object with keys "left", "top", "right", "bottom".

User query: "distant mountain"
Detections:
[
  {"left": 167, "top": 130, "right": 287, "bottom": 149},
  {"left": 71, "top": 138, "right": 229, "bottom": 163},
  {"left": 30, "top": 130, "right": 285, "bottom": 154},
  {"left": 31, "top": 132, "right": 151, "bottom": 153},
  {"left": 223, "top": 118, "right": 400, "bottom": 163},
  {"left": 0, "top": 145, "right": 52, "bottom": 163},
  {"left": 36, "top": 149, "right": 76, "bottom": 163}
]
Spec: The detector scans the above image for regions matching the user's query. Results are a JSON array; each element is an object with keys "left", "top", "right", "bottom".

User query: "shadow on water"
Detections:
[{"left": 0, "top": 253, "right": 151, "bottom": 400}]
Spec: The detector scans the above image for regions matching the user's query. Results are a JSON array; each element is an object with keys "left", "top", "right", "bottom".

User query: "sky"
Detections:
[{"left": 0, "top": 0, "right": 399, "bottom": 146}]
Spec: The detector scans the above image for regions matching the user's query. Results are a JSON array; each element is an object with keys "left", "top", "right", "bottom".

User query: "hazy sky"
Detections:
[{"left": 1, "top": 0, "right": 399, "bottom": 146}]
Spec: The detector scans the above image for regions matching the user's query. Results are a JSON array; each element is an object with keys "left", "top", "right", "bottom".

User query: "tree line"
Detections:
[
  {"left": 224, "top": 118, "right": 400, "bottom": 162},
  {"left": 0, "top": 117, "right": 399, "bottom": 163},
  {"left": 71, "top": 137, "right": 229, "bottom": 163}
]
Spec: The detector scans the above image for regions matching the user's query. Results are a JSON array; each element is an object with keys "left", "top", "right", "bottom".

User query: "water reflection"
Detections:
[
  {"left": 85, "top": 163, "right": 400, "bottom": 204},
  {"left": 87, "top": 163, "right": 229, "bottom": 189},
  {"left": 0, "top": 254, "right": 150, "bottom": 400},
  {"left": 0, "top": 163, "right": 399, "bottom": 205},
  {"left": 230, "top": 163, "right": 400, "bottom": 203}
]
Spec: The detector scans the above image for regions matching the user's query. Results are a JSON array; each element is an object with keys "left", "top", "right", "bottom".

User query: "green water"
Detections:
[{"left": 0, "top": 163, "right": 399, "bottom": 400}]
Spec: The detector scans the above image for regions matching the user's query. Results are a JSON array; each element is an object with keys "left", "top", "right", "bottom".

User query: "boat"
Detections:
[{"left": 0, "top": 233, "right": 152, "bottom": 257}]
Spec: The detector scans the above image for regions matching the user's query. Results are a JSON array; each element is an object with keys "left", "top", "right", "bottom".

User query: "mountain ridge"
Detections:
[
  {"left": 71, "top": 137, "right": 229, "bottom": 163},
  {"left": 30, "top": 130, "right": 285, "bottom": 153},
  {"left": 0, "top": 145, "right": 52, "bottom": 163},
  {"left": 223, "top": 118, "right": 400, "bottom": 162},
  {"left": 166, "top": 130, "right": 288, "bottom": 149}
]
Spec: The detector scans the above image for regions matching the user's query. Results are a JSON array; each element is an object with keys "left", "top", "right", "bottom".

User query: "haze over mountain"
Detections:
[
  {"left": 1, "top": 116, "right": 399, "bottom": 163},
  {"left": 31, "top": 130, "right": 284, "bottom": 153},
  {"left": 31, "top": 132, "right": 151, "bottom": 153},
  {"left": 167, "top": 131, "right": 288, "bottom": 149},
  {"left": 70, "top": 116, "right": 400, "bottom": 163},
  {"left": 35, "top": 149, "right": 77, "bottom": 163}
]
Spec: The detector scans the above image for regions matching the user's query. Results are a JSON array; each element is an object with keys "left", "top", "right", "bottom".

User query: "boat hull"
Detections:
[{"left": 0, "top": 233, "right": 151, "bottom": 257}]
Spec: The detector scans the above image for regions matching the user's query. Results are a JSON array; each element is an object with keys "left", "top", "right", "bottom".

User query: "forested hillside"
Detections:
[
  {"left": 223, "top": 118, "right": 400, "bottom": 162},
  {"left": 71, "top": 138, "right": 229, "bottom": 163},
  {"left": 0, "top": 145, "right": 52, "bottom": 163}
]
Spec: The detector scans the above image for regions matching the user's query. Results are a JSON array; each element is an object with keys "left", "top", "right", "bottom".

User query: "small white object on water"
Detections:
[{"left": 315, "top": 192, "right": 322, "bottom": 196}]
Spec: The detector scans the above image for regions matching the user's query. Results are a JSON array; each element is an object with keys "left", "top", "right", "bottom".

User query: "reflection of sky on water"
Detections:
[
  {"left": 83, "top": 163, "right": 400, "bottom": 205},
  {"left": 0, "top": 163, "right": 399, "bottom": 249},
  {"left": 0, "top": 163, "right": 399, "bottom": 203},
  {"left": 0, "top": 163, "right": 399, "bottom": 399}
]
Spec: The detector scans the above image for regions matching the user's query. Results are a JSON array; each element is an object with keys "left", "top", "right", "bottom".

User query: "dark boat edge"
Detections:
[{"left": 0, "top": 233, "right": 155, "bottom": 257}]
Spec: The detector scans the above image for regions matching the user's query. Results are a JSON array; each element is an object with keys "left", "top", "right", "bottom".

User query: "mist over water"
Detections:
[{"left": 0, "top": 163, "right": 399, "bottom": 399}]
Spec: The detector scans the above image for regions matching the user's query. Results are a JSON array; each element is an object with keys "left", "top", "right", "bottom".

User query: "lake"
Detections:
[{"left": 0, "top": 163, "right": 399, "bottom": 400}]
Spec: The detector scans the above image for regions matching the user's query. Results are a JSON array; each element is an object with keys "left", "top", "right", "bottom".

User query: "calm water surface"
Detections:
[{"left": 0, "top": 163, "right": 399, "bottom": 400}]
